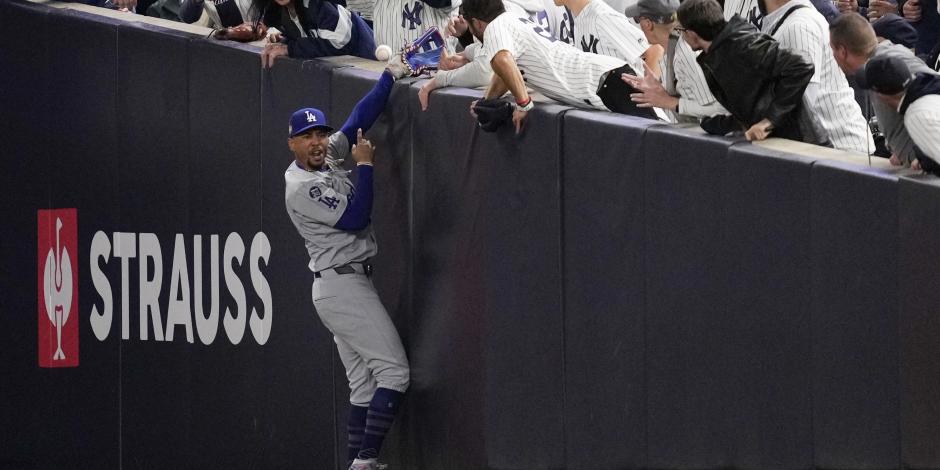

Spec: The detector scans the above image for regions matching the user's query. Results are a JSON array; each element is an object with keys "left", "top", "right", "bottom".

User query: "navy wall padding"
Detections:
[
  {"left": 811, "top": 161, "right": 900, "bottom": 468},
  {"left": 261, "top": 57, "right": 345, "bottom": 469},
  {"left": 899, "top": 175, "right": 940, "bottom": 468},
  {"left": 480, "top": 101, "right": 568, "bottom": 470},
  {"left": 5, "top": 1, "right": 940, "bottom": 468},
  {"left": 722, "top": 143, "right": 815, "bottom": 469},
  {"left": 561, "top": 111, "right": 656, "bottom": 469},
  {"left": 643, "top": 126, "right": 738, "bottom": 468},
  {"left": 113, "top": 22, "right": 197, "bottom": 470},
  {"left": 407, "top": 85, "right": 489, "bottom": 470}
]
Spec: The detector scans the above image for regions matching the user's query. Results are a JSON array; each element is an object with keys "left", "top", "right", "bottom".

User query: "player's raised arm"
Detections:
[
  {"left": 338, "top": 71, "right": 396, "bottom": 150},
  {"left": 334, "top": 129, "right": 376, "bottom": 231}
]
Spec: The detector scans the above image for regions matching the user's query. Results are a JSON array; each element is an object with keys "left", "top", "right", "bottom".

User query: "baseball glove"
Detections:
[
  {"left": 214, "top": 21, "right": 267, "bottom": 43},
  {"left": 473, "top": 98, "right": 514, "bottom": 132}
]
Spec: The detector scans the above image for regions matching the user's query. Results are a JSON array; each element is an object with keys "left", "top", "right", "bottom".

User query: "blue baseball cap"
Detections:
[
  {"left": 872, "top": 14, "right": 918, "bottom": 50},
  {"left": 288, "top": 108, "right": 333, "bottom": 137}
]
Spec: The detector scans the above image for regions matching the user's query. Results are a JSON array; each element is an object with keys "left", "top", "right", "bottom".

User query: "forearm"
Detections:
[
  {"left": 437, "top": 54, "right": 493, "bottom": 88},
  {"left": 333, "top": 165, "right": 374, "bottom": 231},
  {"left": 488, "top": 51, "right": 527, "bottom": 101},
  {"left": 678, "top": 96, "right": 729, "bottom": 118},
  {"left": 340, "top": 71, "right": 395, "bottom": 148}
]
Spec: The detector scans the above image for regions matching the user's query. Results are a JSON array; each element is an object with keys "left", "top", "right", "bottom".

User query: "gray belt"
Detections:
[{"left": 314, "top": 262, "right": 372, "bottom": 279}]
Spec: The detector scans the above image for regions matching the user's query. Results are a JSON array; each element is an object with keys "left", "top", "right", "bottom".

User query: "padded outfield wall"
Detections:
[{"left": 2, "top": 1, "right": 940, "bottom": 468}]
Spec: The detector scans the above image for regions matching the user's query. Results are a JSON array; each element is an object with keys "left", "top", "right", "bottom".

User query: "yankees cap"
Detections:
[
  {"left": 854, "top": 55, "right": 914, "bottom": 95},
  {"left": 289, "top": 108, "right": 333, "bottom": 137},
  {"left": 624, "top": 0, "right": 679, "bottom": 22}
]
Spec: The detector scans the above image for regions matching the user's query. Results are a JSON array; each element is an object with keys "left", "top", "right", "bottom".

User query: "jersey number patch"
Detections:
[{"left": 518, "top": 17, "right": 556, "bottom": 42}]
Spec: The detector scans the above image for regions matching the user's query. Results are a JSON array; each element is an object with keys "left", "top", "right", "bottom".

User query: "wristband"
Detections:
[
  {"left": 357, "top": 162, "right": 373, "bottom": 167},
  {"left": 515, "top": 97, "right": 534, "bottom": 112}
]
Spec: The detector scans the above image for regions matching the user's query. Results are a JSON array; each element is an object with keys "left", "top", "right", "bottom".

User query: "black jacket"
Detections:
[{"left": 697, "top": 16, "right": 815, "bottom": 141}]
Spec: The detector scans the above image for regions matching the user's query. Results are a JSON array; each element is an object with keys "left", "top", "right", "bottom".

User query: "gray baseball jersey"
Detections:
[
  {"left": 483, "top": 11, "right": 626, "bottom": 110},
  {"left": 574, "top": 0, "right": 649, "bottom": 74},
  {"left": 761, "top": 1, "right": 873, "bottom": 154},
  {"left": 284, "top": 132, "right": 377, "bottom": 273},
  {"left": 373, "top": 0, "right": 458, "bottom": 51}
]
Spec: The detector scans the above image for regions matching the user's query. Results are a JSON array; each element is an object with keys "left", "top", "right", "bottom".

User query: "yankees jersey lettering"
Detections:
[
  {"left": 574, "top": 0, "right": 649, "bottom": 73},
  {"left": 373, "top": 0, "right": 458, "bottom": 51},
  {"left": 284, "top": 132, "right": 377, "bottom": 272},
  {"left": 483, "top": 11, "right": 626, "bottom": 110},
  {"left": 761, "top": 1, "right": 873, "bottom": 154}
]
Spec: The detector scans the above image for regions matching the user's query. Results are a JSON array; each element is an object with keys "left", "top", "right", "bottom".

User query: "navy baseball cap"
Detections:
[
  {"left": 288, "top": 108, "right": 333, "bottom": 137},
  {"left": 854, "top": 55, "right": 913, "bottom": 94},
  {"left": 625, "top": 0, "right": 679, "bottom": 21},
  {"left": 872, "top": 14, "right": 918, "bottom": 50}
]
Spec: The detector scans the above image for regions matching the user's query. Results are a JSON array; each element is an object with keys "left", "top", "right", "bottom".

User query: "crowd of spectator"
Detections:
[{"left": 81, "top": 0, "right": 940, "bottom": 173}]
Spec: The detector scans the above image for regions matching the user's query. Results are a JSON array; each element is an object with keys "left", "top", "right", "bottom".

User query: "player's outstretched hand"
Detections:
[
  {"left": 261, "top": 43, "right": 288, "bottom": 68},
  {"left": 744, "top": 118, "right": 774, "bottom": 141},
  {"left": 352, "top": 128, "right": 375, "bottom": 165}
]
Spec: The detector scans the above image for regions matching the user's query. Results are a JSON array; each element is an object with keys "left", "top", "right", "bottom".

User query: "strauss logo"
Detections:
[{"left": 43, "top": 217, "right": 73, "bottom": 361}]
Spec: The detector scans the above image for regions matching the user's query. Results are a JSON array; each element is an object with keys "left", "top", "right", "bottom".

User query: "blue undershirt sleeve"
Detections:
[
  {"left": 333, "top": 165, "right": 374, "bottom": 231},
  {"left": 339, "top": 71, "right": 395, "bottom": 150}
]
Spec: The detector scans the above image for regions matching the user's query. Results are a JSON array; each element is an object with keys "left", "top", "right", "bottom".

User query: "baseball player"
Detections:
[
  {"left": 554, "top": 0, "right": 664, "bottom": 78},
  {"left": 461, "top": 0, "right": 663, "bottom": 134},
  {"left": 373, "top": 0, "right": 459, "bottom": 52},
  {"left": 283, "top": 68, "right": 408, "bottom": 470},
  {"left": 760, "top": 0, "right": 874, "bottom": 154}
]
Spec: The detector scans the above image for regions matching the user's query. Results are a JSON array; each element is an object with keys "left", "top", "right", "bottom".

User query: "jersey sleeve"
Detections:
[
  {"left": 288, "top": 180, "right": 350, "bottom": 227},
  {"left": 484, "top": 15, "right": 522, "bottom": 58}
]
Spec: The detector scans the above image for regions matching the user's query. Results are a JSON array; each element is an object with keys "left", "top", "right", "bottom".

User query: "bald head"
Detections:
[{"left": 830, "top": 13, "right": 877, "bottom": 57}]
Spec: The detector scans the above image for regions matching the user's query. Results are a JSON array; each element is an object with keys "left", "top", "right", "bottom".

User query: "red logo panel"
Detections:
[{"left": 38, "top": 209, "right": 79, "bottom": 368}]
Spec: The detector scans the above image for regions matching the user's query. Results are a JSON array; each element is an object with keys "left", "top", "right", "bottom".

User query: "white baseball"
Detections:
[{"left": 375, "top": 44, "right": 393, "bottom": 62}]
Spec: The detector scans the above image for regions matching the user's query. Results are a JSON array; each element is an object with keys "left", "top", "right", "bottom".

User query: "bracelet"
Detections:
[
  {"left": 515, "top": 97, "right": 534, "bottom": 112},
  {"left": 357, "top": 162, "right": 373, "bottom": 167}
]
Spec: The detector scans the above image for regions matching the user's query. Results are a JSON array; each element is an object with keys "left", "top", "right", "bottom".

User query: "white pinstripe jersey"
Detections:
[
  {"left": 373, "top": 0, "right": 458, "bottom": 51},
  {"left": 761, "top": 1, "right": 873, "bottom": 154},
  {"left": 671, "top": 35, "right": 728, "bottom": 118},
  {"left": 904, "top": 94, "right": 940, "bottom": 161},
  {"left": 346, "top": 0, "right": 375, "bottom": 20},
  {"left": 574, "top": 0, "right": 649, "bottom": 75},
  {"left": 483, "top": 11, "right": 626, "bottom": 109},
  {"left": 537, "top": 0, "right": 575, "bottom": 44},
  {"left": 723, "top": 0, "right": 759, "bottom": 22}
]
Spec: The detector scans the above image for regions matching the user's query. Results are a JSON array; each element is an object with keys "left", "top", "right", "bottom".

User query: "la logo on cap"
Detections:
[{"left": 305, "top": 111, "right": 317, "bottom": 123}]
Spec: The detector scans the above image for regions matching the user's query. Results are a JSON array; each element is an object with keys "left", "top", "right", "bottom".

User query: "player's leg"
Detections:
[
  {"left": 335, "top": 335, "right": 378, "bottom": 468},
  {"left": 314, "top": 276, "right": 410, "bottom": 465}
]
